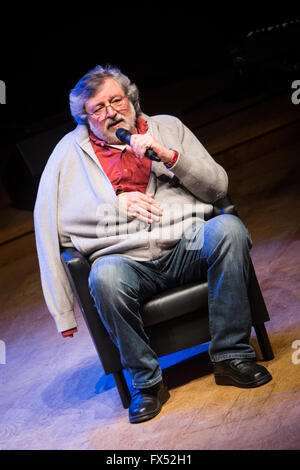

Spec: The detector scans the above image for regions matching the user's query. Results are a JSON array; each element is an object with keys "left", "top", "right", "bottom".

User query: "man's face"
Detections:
[{"left": 85, "top": 77, "right": 137, "bottom": 144}]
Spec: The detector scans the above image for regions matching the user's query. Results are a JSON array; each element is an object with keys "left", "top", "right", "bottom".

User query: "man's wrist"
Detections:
[
  {"left": 164, "top": 150, "right": 179, "bottom": 168},
  {"left": 158, "top": 148, "right": 174, "bottom": 164}
]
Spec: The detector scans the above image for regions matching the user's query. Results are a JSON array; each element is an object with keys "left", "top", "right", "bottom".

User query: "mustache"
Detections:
[{"left": 106, "top": 114, "right": 124, "bottom": 130}]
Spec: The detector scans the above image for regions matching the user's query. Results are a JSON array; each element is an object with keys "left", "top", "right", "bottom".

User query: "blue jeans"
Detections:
[{"left": 88, "top": 214, "right": 256, "bottom": 389}]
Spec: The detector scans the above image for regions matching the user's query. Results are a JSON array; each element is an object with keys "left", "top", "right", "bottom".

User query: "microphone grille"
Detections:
[{"left": 116, "top": 127, "right": 130, "bottom": 141}]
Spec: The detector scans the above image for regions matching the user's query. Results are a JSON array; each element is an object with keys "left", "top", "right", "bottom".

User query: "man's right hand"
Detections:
[{"left": 117, "top": 191, "right": 163, "bottom": 223}]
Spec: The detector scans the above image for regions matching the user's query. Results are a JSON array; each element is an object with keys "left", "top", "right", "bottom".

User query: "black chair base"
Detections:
[
  {"left": 254, "top": 323, "right": 274, "bottom": 361},
  {"left": 113, "top": 371, "right": 132, "bottom": 409}
]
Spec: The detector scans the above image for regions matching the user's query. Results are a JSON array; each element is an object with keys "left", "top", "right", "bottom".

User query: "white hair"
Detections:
[{"left": 69, "top": 65, "right": 142, "bottom": 125}]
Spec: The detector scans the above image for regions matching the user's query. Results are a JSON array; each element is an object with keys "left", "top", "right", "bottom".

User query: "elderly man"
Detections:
[{"left": 34, "top": 65, "right": 272, "bottom": 424}]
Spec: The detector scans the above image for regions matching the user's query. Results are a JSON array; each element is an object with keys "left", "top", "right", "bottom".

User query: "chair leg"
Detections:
[
  {"left": 113, "top": 371, "right": 132, "bottom": 409},
  {"left": 254, "top": 323, "right": 274, "bottom": 361}
]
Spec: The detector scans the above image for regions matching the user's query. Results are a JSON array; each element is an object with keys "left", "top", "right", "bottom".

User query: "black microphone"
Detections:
[{"left": 116, "top": 128, "right": 161, "bottom": 162}]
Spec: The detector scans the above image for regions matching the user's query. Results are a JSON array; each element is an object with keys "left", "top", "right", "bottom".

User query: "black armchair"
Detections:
[{"left": 61, "top": 196, "right": 274, "bottom": 408}]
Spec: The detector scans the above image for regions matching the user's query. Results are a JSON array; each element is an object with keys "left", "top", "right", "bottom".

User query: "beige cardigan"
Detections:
[{"left": 34, "top": 114, "right": 228, "bottom": 332}]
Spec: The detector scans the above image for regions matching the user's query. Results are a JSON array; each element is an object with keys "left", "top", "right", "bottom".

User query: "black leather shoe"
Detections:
[
  {"left": 214, "top": 358, "right": 272, "bottom": 388},
  {"left": 129, "top": 381, "right": 170, "bottom": 424}
]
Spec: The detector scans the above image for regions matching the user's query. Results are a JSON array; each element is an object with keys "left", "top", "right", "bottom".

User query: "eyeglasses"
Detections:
[{"left": 87, "top": 95, "right": 127, "bottom": 118}]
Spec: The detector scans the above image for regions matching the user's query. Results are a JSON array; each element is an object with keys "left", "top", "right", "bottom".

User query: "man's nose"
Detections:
[{"left": 106, "top": 104, "right": 117, "bottom": 118}]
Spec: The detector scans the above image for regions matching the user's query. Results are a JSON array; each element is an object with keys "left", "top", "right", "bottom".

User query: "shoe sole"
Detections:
[
  {"left": 215, "top": 372, "right": 272, "bottom": 388},
  {"left": 129, "top": 389, "right": 170, "bottom": 424}
]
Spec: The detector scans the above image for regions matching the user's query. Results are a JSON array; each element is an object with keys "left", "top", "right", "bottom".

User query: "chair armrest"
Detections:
[
  {"left": 60, "top": 248, "right": 92, "bottom": 311},
  {"left": 61, "top": 247, "right": 91, "bottom": 271},
  {"left": 213, "top": 194, "right": 238, "bottom": 217},
  {"left": 60, "top": 248, "right": 123, "bottom": 372}
]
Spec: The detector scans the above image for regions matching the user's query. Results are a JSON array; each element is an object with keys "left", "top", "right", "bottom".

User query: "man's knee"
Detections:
[
  {"left": 207, "top": 214, "right": 252, "bottom": 248},
  {"left": 88, "top": 255, "right": 133, "bottom": 296}
]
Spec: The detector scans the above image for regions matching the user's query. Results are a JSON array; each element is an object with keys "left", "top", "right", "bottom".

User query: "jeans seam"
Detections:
[
  {"left": 132, "top": 373, "right": 163, "bottom": 390},
  {"left": 211, "top": 352, "right": 256, "bottom": 362}
]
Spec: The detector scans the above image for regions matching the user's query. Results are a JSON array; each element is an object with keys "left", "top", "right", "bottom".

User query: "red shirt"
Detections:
[{"left": 89, "top": 116, "right": 152, "bottom": 195}]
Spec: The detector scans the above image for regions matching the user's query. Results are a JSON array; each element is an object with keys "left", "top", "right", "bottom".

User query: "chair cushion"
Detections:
[{"left": 141, "top": 282, "right": 208, "bottom": 327}]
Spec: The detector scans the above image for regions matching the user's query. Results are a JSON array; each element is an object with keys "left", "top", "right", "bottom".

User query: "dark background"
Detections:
[
  {"left": 1, "top": 10, "right": 300, "bottom": 209},
  {"left": 1, "top": 11, "right": 299, "bottom": 132}
]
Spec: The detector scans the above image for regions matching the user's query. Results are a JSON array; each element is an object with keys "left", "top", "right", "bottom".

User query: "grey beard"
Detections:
[{"left": 89, "top": 105, "right": 137, "bottom": 145}]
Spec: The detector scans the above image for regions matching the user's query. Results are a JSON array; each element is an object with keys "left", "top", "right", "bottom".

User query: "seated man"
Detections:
[{"left": 34, "top": 65, "right": 272, "bottom": 424}]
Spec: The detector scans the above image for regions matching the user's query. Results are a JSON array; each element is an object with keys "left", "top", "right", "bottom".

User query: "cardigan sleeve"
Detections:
[
  {"left": 34, "top": 154, "right": 78, "bottom": 333},
  {"left": 157, "top": 116, "right": 228, "bottom": 203}
]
